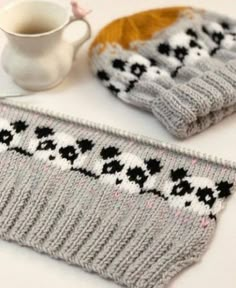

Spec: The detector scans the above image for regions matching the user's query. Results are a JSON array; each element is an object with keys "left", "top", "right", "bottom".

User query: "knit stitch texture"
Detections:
[
  {"left": 0, "top": 101, "right": 235, "bottom": 288},
  {"left": 90, "top": 7, "right": 236, "bottom": 138}
]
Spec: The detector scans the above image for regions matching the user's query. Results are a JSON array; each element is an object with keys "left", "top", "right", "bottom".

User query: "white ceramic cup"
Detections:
[{"left": 0, "top": 0, "right": 92, "bottom": 91}]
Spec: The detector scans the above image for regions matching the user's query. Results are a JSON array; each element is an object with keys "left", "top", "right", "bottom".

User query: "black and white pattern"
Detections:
[
  {"left": 0, "top": 117, "right": 233, "bottom": 218},
  {"left": 93, "top": 145, "right": 163, "bottom": 194},
  {"left": 0, "top": 118, "right": 28, "bottom": 152},
  {"left": 157, "top": 28, "right": 210, "bottom": 77},
  {"left": 97, "top": 54, "right": 169, "bottom": 101},
  {"left": 28, "top": 126, "right": 94, "bottom": 170},
  {"left": 202, "top": 20, "right": 236, "bottom": 54},
  {"left": 161, "top": 168, "right": 233, "bottom": 217}
]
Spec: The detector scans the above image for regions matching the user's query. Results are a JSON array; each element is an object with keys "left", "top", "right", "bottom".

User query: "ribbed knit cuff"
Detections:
[
  {"left": 151, "top": 59, "right": 236, "bottom": 138},
  {"left": 0, "top": 175, "right": 216, "bottom": 288}
]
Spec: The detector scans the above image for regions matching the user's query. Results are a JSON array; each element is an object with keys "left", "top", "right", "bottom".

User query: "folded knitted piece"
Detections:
[
  {"left": 90, "top": 7, "right": 236, "bottom": 138},
  {"left": 0, "top": 101, "right": 235, "bottom": 288}
]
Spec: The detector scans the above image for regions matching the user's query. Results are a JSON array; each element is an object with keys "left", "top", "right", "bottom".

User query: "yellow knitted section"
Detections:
[{"left": 90, "top": 6, "right": 191, "bottom": 53}]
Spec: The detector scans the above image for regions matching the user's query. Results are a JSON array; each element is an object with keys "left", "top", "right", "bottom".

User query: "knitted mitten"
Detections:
[
  {"left": 90, "top": 7, "right": 236, "bottom": 138},
  {"left": 0, "top": 101, "right": 235, "bottom": 288}
]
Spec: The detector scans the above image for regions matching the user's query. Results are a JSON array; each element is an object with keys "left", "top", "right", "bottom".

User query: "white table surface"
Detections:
[{"left": 0, "top": 0, "right": 236, "bottom": 287}]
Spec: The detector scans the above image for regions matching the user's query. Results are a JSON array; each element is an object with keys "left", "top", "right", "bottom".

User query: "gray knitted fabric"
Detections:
[
  {"left": 90, "top": 7, "right": 236, "bottom": 138},
  {"left": 0, "top": 100, "right": 235, "bottom": 288}
]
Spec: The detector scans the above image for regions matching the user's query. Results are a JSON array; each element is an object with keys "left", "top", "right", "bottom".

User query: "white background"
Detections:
[{"left": 0, "top": 0, "right": 236, "bottom": 287}]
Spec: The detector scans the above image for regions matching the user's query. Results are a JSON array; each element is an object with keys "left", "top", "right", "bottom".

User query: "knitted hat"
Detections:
[
  {"left": 90, "top": 7, "right": 236, "bottom": 138},
  {"left": 0, "top": 100, "right": 235, "bottom": 288}
]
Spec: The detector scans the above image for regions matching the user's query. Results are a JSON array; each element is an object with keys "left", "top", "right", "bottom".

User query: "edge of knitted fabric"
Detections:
[
  {"left": 0, "top": 100, "right": 235, "bottom": 288},
  {"left": 2, "top": 99, "right": 236, "bottom": 170}
]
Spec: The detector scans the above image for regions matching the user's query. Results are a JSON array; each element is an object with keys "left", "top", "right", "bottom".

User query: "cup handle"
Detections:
[{"left": 65, "top": 15, "right": 92, "bottom": 60}]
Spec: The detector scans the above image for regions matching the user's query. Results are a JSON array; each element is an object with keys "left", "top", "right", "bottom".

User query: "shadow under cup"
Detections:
[{"left": 0, "top": 1, "right": 69, "bottom": 36}]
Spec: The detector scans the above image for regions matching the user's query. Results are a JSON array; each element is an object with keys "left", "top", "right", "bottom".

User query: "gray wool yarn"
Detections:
[
  {"left": 90, "top": 7, "right": 236, "bottom": 138},
  {"left": 0, "top": 100, "right": 235, "bottom": 288}
]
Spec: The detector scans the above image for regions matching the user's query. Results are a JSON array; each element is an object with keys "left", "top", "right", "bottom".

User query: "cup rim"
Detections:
[{"left": 0, "top": 0, "right": 71, "bottom": 38}]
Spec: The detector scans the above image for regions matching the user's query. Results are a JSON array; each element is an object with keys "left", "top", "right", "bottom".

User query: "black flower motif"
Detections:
[
  {"left": 127, "top": 166, "right": 148, "bottom": 188},
  {"left": 59, "top": 146, "right": 78, "bottom": 164},
  {"left": 0, "top": 130, "right": 13, "bottom": 145},
  {"left": 37, "top": 140, "right": 56, "bottom": 151},
  {"left": 196, "top": 187, "right": 216, "bottom": 208},
  {"left": 102, "top": 160, "right": 124, "bottom": 175},
  {"left": 130, "top": 63, "right": 147, "bottom": 77},
  {"left": 171, "top": 168, "right": 188, "bottom": 182},
  {"left": 35, "top": 127, "right": 54, "bottom": 139},
  {"left": 97, "top": 70, "right": 110, "bottom": 81},
  {"left": 77, "top": 139, "right": 94, "bottom": 153},
  {"left": 145, "top": 158, "right": 163, "bottom": 175},
  {"left": 112, "top": 59, "right": 127, "bottom": 71},
  {"left": 174, "top": 46, "right": 188, "bottom": 62},
  {"left": 212, "top": 32, "right": 224, "bottom": 45},
  {"left": 158, "top": 42, "right": 171, "bottom": 56},
  {"left": 216, "top": 181, "right": 233, "bottom": 198},
  {"left": 11, "top": 121, "right": 28, "bottom": 133},
  {"left": 100, "top": 146, "right": 121, "bottom": 159},
  {"left": 171, "top": 180, "right": 194, "bottom": 196}
]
